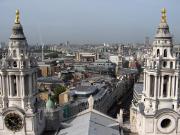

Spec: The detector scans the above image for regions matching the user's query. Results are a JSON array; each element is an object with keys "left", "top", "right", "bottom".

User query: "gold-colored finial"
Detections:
[
  {"left": 161, "top": 8, "right": 167, "bottom": 23},
  {"left": 15, "top": 9, "right": 20, "bottom": 23}
]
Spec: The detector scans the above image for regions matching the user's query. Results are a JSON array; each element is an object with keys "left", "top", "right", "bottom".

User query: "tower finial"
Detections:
[
  {"left": 15, "top": 9, "right": 20, "bottom": 23},
  {"left": 161, "top": 8, "right": 167, "bottom": 23}
]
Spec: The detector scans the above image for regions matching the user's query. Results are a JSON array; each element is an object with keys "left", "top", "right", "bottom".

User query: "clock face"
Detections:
[{"left": 4, "top": 113, "right": 23, "bottom": 131}]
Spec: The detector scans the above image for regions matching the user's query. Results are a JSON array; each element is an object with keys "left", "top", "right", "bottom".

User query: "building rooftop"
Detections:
[
  {"left": 134, "top": 83, "right": 143, "bottom": 95},
  {"left": 37, "top": 76, "right": 63, "bottom": 84},
  {"left": 119, "top": 68, "right": 138, "bottom": 76},
  {"left": 58, "top": 109, "right": 121, "bottom": 135},
  {"left": 71, "top": 86, "right": 98, "bottom": 96}
]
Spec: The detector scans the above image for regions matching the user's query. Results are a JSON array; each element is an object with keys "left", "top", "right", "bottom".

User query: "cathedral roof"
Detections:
[{"left": 58, "top": 109, "right": 122, "bottom": 135}]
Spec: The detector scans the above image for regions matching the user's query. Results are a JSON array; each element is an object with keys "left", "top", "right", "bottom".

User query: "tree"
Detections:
[
  {"left": 52, "top": 85, "right": 66, "bottom": 103},
  {"left": 135, "top": 61, "right": 142, "bottom": 74}
]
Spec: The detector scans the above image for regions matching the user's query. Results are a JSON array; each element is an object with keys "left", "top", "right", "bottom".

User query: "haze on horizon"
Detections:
[{"left": 0, "top": 0, "right": 180, "bottom": 45}]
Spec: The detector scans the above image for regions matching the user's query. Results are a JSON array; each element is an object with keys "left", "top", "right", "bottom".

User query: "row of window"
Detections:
[
  {"left": 155, "top": 40, "right": 170, "bottom": 45},
  {"left": 162, "top": 61, "right": 173, "bottom": 68},
  {"left": 156, "top": 29, "right": 169, "bottom": 34},
  {"left": 149, "top": 75, "right": 169, "bottom": 97},
  {"left": 12, "top": 50, "right": 24, "bottom": 57},
  {"left": 8, "top": 61, "right": 26, "bottom": 68},
  {"left": 157, "top": 49, "right": 169, "bottom": 57},
  {"left": 152, "top": 61, "right": 175, "bottom": 69},
  {"left": 149, "top": 75, "right": 180, "bottom": 98}
]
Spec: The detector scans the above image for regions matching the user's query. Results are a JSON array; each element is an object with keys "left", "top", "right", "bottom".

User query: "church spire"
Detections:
[
  {"left": 154, "top": 8, "right": 172, "bottom": 42},
  {"left": 10, "top": 9, "right": 26, "bottom": 40},
  {"left": 15, "top": 9, "right": 20, "bottom": 24},
  {"left": 161, "top": 8, "right": 167, "bottom": 23}
]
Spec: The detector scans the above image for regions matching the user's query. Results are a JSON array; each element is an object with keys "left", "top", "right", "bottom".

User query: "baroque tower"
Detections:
[
  {"left": 130, "top": 8, "right": 180, "bottom": 135},
  {"left": 0, "top": 10, "right": 45, "bottom": 135}
]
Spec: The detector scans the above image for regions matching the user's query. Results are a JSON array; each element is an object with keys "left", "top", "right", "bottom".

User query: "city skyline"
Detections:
[
  {"left": 0, "top": 3, "right": 180, "bottom": 135},
  {"left": 0, "top": 0, "right": 180, "bottom": 44}
]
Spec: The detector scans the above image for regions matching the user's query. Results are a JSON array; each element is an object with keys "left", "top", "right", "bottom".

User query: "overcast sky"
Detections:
[{"left": 0, "top": 0, "right": 180, "bottom": 44}]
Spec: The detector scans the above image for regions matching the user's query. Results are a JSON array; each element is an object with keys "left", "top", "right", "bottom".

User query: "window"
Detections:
[
  {"left": 163, "top": 61, "right": 167, "bottom": 67},
  {"left": 161, "top": 119, "right": 171, "bottom": 128},
  {"left": 170, "top": 62, "right": 173, "bottom": 69},
  {"left": 13, "top": 50, "right": 17, "bottom": 57},
  {"left": 23, "top": 61, "right": 26, "bottom": 68},
  {"left": 164, "top": 49, "right": 167, "bottom": 57},
  {"left": 20, "top": 50, "right": 24, "bottom": 56},
  {"left": 157, "top": 49, "right": 160, "bottom": 57},
  {"left": 13, "top": 61, "right": 17, "bottom": 67}
]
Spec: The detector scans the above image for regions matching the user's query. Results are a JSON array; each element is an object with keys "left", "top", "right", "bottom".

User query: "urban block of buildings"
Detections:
[{"left": 0, "top": 8, "right": 180, "bottom": 135}]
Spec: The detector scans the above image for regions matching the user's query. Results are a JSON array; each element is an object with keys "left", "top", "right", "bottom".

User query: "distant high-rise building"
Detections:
[
  {"left": 145, "top": 36, "right": 150, "bottom": 47},
  {"left": 41, "top": 44, "right": 44, "bottom": 61},
  {"left": 130, "top": 8, "right": 180, "bottom": 135}
]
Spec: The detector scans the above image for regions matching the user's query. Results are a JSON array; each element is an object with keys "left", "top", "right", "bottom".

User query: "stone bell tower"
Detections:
[
  {"left": 130, "top": 8, "right": 180, "bottom": 135},
  {"left": 0, "top": 10, "right": 45, "bottom": 135}
]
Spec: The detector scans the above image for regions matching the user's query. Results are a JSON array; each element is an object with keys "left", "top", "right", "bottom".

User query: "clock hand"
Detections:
[{"left": 8, "top": 118, "right": 16, "bottom": 125}]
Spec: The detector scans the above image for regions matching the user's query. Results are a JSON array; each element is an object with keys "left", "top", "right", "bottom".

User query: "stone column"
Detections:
[
  {"left": 175, "top": 76, "right": 178, "bottom": 98},
  {"left": 16, "top": 75, "right": 19, "bottom": 97},
  {"left": 9, "top": 75, "right": 12, "bottom": 97},
  {"left": 2, "top": 75, "right": 8, "bottom": 108},
  {"left": 157, "top": 76, "right": 161, "bottom": 98},
  {"left": 170, "top": 76, "right": 173, "bottom": 97},
  {"left": 168, "top": 75, "right": 171, "bottom": 98},
  {"left": 161, "top": 76, "right": 164, "bottom": 98},
  {"left": 143, "top": 72, "right": 146, "bottom": 93},
  {"left": 21, "top": 75, "right": 25, "bottom": 109},
  {"left": 154, "top": 75, "right": 157, "bottom": 99},
  {"left": 2, "top": 75, "right": 7, "bottom": 97},
  {"left": 21, "top": 75, "right": 25, "bottom": 97},
  {"left": 33, "top": 73, "right": 36, "bottom": 93},
  {"left": 146, "top": 74, "right": 149, "bottom": 97},
  {"left": 29, "top": 75, "right": 32, "bottom": 96},
  {"left": 0, "top": 75, "right": 3, "bottom": 96},
  {"left": 174, "top": 76, "right": 177, "bottom": 97},
  {"left": 171, "top": 75, "right": 175, "bottom": 98},
  {"left": 0, "top": 76, "right": 1, "bottom": 95}
]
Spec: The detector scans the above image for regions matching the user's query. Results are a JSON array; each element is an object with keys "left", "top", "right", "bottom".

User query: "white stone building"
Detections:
[
  {"left": 0, "top": 10, "right": 45, "bottom": 135},
  {"left": 130, "top": 8, "right": 180, "bottom": 135}
]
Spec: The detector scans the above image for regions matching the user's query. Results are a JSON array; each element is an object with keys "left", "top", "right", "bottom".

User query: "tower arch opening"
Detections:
[
  {"left": 157, "top": 49, "right": 160, "bottom": 57},
  {"left": 150, "top": 75, "right": 155, "bottom": 97},
  {"left": 13, "top": 61, "right": 17, "bottom": 67},
  {"left": 12, "top": 75, "right": 17, "bottom": 96},
  {"left": 164, "top": 49, "right": 167, "bottom": 57},
  {"left": 163, "top": 75, "right": 169, "bottom": 97}
]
